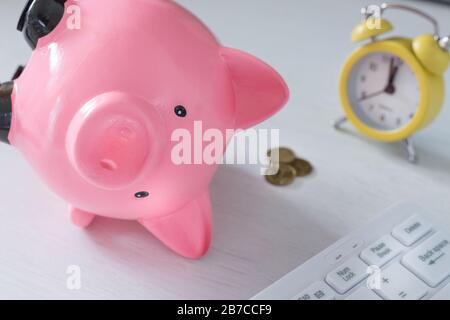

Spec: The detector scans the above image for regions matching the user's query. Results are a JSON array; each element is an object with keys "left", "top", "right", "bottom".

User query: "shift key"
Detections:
[{"left": 402, "top": 232, "right": 450, "bottom": 287}]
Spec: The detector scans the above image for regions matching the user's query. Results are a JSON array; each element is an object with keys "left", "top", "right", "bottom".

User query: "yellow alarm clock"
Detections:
[{"left": 336, "top": 3, "right": 450, "bottom": 162}]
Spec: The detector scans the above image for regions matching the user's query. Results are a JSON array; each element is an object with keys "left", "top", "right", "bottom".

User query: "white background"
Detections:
[{"left": 0, "top": 0, "right": 449, "bottom": 299}]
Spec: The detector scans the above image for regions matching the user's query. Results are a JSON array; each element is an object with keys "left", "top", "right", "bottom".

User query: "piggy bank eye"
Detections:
[
  {"left": 174, "top": 105, "right": 187, "bottom": 118},
  {"left": 135, "top": 191, "right": 150, "bottom": 199},
  {"left": 17, "top": 0, "right": 66, "bottom": 49}
]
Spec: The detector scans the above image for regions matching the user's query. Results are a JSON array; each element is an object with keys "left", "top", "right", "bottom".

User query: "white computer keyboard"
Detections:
[{"left": 253, "top": 203, "right": 450, "bottom": 300}]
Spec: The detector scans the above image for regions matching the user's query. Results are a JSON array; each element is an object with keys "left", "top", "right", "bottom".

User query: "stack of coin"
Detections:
[{"left": 265, "top": 147, "right": 314, "bottom": 186}]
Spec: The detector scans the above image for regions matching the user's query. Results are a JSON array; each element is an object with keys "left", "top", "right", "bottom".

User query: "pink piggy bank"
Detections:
[{"left": 1, "top": 0, "right": 288, "bottom": 258}]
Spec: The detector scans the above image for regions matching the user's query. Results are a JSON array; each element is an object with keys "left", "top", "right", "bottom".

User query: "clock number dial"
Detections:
[{"left": 347, "top": 52, "right": 420, "bottom": 131}]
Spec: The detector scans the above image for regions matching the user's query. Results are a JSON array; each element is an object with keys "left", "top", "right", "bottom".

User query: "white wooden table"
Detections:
[{"left": 1, "top": 0, "right": 449, "bottom": 300}]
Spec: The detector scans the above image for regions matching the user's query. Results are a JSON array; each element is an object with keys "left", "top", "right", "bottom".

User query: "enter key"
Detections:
[{"left": 402, "top": 232, "right": 450, "bottom": 288}]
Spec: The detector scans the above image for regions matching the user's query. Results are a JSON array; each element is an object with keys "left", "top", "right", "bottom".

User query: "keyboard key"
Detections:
[
  {"left": 402, "top": 231, "right": 450, "bottom": 287},
  {"left": 346, "top": 286, "right": 382, "bottom": 300},
  {"left": 392, "top": 215, "right": 432, "bottom": 246},
  {"left": 293, "top": 281, "right": 336, "bottom": 300},
  {"left": 360, "top": 235, "right": 404, "bottom": 267},
  {"left": 431, "top": 283, "right": 450, "bottom": 300},
  {"left": 375, "top": 263, "right": 429, "bottom": 300},
  {"left": 325, "top": 258, "right": 369, "bottom": 294}
]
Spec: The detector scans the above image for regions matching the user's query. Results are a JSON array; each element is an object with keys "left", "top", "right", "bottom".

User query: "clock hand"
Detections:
[
  {"left": 388, "top": 57, "right": 395, "bottom": 79},
  {"left": 385, "top": 58, "right": 399, "bottom": 94},
  {"left": 359, "top": 58, "right": 401, "bottom": 102},
  {"left": 359, "top": 89, "right": 385, "bottom": 101}
]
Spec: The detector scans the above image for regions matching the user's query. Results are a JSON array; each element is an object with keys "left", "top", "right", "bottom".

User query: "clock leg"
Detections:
[
  {"left": 404, "top": 138, "right": 417, "bottom": 164},
  {"left": 334, "top": 116, "right": 348, "bottom": 130}
]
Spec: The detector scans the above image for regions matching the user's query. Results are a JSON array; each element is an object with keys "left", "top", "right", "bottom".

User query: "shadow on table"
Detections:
[
  {"left": 83, "top": 165, "right": 337, "bottom": 299},
  {"left": 335, "top": 125, "right": 450, "bottom": 176}
]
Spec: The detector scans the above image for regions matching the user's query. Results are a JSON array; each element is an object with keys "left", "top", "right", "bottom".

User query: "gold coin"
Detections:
[
  {"left": 290, "top": 158, "right": 313, "bottom": 177},
  {"left": 265, "top": 164, "right": 297, "bottom": 186},
  {"left": 267, "top": 147, "right": 296, "bottom": 164}
]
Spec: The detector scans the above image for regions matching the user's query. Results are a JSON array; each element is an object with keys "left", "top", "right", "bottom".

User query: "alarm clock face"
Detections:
[{"left": 347, "top": 52, "right": 420, "bottom": 131}]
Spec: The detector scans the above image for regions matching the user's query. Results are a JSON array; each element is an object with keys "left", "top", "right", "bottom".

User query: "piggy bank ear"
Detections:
[
  {"left": 220, "top": 47, "right": 289, "bottom": 129},
  {"left": 66, "top": 92, "right": 162, "bottom": 189}
]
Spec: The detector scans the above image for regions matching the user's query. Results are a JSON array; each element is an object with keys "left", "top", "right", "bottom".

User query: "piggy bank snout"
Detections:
[{"left": 66, "top": 92, "right": 165, "bottom": 190}]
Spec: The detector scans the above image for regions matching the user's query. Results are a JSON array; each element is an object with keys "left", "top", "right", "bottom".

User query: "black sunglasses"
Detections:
[{"left": 17, "top": 0, "right": 67, "bottom": 49}]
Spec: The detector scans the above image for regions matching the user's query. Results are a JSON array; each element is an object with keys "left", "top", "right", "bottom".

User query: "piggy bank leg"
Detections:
[
  {"left": 70, "top": 207, "right": 96, "bottom": 228},
  {"left": 139, "top": 191, "right": 212, "bottom": 259}
]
